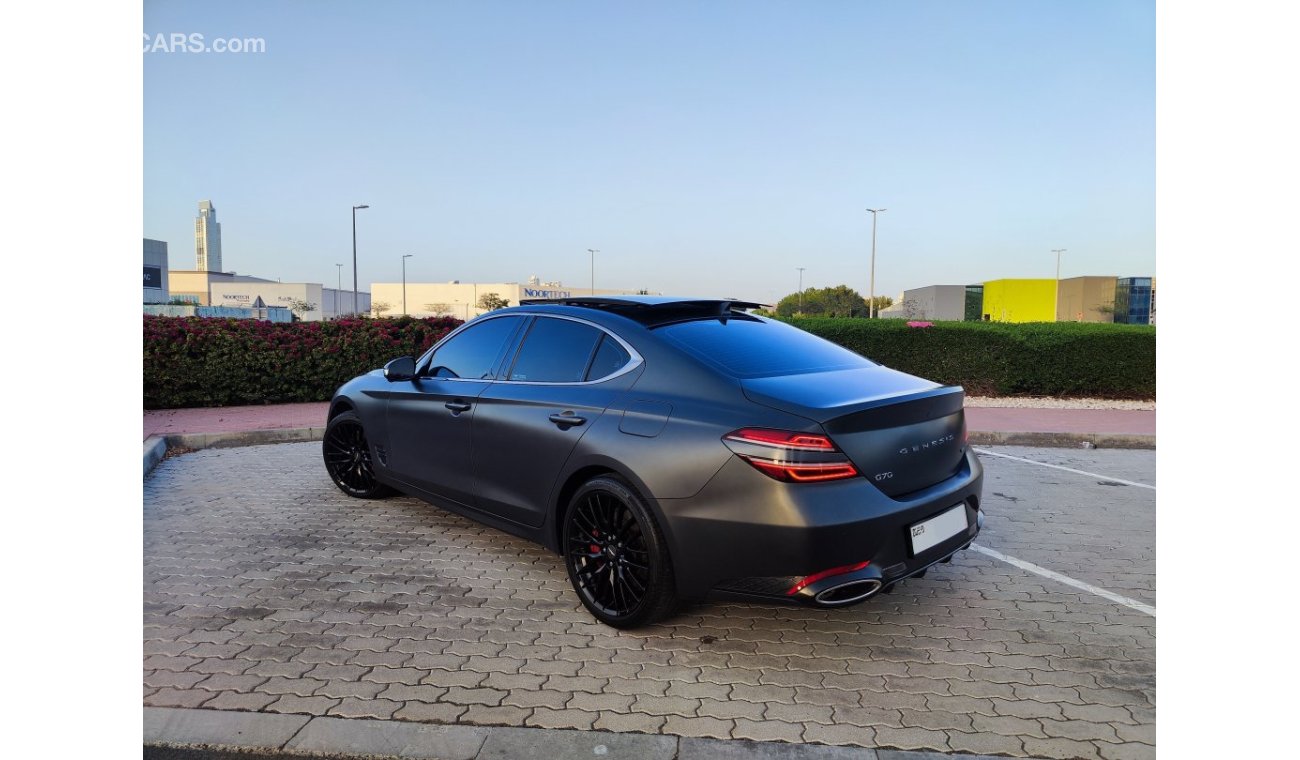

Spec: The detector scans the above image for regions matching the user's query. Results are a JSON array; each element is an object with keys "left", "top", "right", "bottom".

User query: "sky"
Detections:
[{"left": 144, "top": 0, "right": 1154, "bottom": 303}]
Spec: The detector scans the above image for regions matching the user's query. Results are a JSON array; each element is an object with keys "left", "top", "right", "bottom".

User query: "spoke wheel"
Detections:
[
  {"left": 563, "top": 476, "right": 677, "bottom": 628},
  {"left": 322, "top": 411, "right": 392, "bottom": 499}
]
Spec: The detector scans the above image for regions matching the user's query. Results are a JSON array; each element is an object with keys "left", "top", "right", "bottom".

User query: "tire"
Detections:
[
  {"left": 562, "top": 475, "right": 678, "bottom": 628},
  {"left": 322, "top": 410, "right": 394, "bottom": 499}
]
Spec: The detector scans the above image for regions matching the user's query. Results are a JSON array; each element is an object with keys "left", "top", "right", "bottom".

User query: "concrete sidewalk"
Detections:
[{"left": 144, "top": 401, "right": 1155, "bottom": 446}]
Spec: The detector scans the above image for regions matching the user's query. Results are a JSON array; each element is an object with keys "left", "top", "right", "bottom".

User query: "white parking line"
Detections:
[
  {"left": 973, "top": 448, "right": 1156, "bottom": 490},
  {"left": 971, "top": 544, "right": 1156, "bottom": 617}
]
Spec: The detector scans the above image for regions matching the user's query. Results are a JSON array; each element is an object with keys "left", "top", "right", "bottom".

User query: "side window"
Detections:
[
  {"left": 424, "top": 316, "right": 522, "bottom": 379},
  {"left": 585, "top": 335, "right": 632, "bottom": 381},
  {"left": 508, "top": 318, "right": 603, "bottom": 382}
]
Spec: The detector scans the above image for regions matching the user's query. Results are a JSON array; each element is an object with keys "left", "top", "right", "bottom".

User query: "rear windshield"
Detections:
[{"left": 658, "top": 317, "right": 874, "bottom": 378}]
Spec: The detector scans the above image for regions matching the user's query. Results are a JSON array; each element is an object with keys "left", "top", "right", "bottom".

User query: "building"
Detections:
[
  {"left": 143, "top": 303, "right": 292, "bottom": 322},
  {"left": 877, "top": 285, "right": 967, "bottom": 321},
  {"left": 210, "top": 281, "right": 369, "bottom": 321},
  {"left": 1114, "top": 277, "right": 1156, "bottom": 324},
  {"left": 143, "top": 238, "right": 169, "bottom": 303},
  {"left": 195, "top": 200, "right": 223, "bottom": 272},
  {"left": 1056, "top": 276, "right": 1118, "bottom": 323},
  {"left": 370, "top": 278, "right": 651, "bottom": 320},
  {"left": 169, "top": 269, "right": 367, "bottom": 319},
  {"left": 980, "top": 279, "right": 1057, "bottom": 323}
]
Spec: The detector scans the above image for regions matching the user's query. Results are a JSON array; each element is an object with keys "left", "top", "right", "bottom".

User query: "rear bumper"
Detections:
[{"left": 659, "top": 447, "right": 984, "bottom": 603}]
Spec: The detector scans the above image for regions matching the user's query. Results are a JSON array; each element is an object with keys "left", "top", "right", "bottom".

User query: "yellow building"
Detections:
[
  {"left": 981, "top": 279, "right": 1057, "bottom": 323},
  {"left": 1056, "top": 276, "right": 1118, "bottom": 322}
]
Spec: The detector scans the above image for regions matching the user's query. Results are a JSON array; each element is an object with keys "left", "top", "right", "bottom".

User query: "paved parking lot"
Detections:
[{"left": 144, "top": 443, "right": 1155, "bottom": 760}]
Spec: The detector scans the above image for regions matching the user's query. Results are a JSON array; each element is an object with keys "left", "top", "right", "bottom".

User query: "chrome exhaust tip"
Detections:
[{"left": 813, "top": 578, "right": 883, "bottom": 606}]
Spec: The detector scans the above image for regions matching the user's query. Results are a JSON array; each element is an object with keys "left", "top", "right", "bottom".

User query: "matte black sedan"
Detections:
[{"left": 323, "top": 296, "right": 983, "bottom": 627}]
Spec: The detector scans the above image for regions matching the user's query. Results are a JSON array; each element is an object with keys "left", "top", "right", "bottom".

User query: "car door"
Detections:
[
  {"left": 471, "top": 316, "right": 640, "bottom": 527},
  {"left": 384, "top": 315, "right": 526, "bottom": 505}
]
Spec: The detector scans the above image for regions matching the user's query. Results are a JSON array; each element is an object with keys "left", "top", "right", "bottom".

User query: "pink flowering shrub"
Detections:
[{"left": 144, "top": 315, "right": 461, "bottom": 409}]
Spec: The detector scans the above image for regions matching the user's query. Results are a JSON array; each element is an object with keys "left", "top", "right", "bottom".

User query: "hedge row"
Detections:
[
  {"left": 785, "top": 318, "right": 1155, "bottom": 399},
  {"left": 144, "top": 314, "right": 1155, "bottom": 409},
  {"left": 144, "top": 315, "right": 462, "bottom": 409}
]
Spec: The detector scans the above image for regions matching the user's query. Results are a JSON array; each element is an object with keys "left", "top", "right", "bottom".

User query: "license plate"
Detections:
[{"left": 909, "top": 504, "right": 968, "bottom": 555}]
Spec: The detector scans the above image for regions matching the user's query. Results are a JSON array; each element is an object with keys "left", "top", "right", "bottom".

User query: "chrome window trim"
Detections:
[{"left": 416, "top": 312, "right": 643, "bottom": 385}]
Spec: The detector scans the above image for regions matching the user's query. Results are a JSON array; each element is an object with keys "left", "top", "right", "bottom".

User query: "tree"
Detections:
[
  {"left": 371, "top": 301, "right": 393, "bottom": 318},
  {"left": 477, "top": 293, "right": 511, "bottom": 311},
  {"left": 423, "top": 302, "right": 451, "bottom": 315},
  {"left": 866, "top": 295, "right": 895, "bottom": 317},
  {"left": 287, "top": 299, "right": 317, "bottom": 318},
  {"left": 774, "top": 285, "right": 874, "bottom": 318}
]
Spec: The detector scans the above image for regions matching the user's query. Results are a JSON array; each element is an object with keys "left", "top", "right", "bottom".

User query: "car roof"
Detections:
[{"left": 514, "top": 296, "right": 768, "bottom": 327}]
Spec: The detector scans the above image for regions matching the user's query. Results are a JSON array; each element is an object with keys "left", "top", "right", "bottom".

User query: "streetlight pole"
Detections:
[
  {"left": 351, "top": 204, "right": 369, "bottom": 316},
  {"left": 402, "top": 254, "right": 413, "bottom": 316},
  {"left": 587, "top": 249, "right": 600, "bottom": 294},
  {"left": 797, "top": 267, "right": 806, "bottom": 312},
  {"left": 1052, "top": 248, "right": 1066, "bottom": 321},
  {"left": 866, "top": 208, "right": 887, "bottom": 318}
]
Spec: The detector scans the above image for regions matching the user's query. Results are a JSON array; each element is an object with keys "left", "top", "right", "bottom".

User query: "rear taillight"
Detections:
[
  {"left": 723, "top": 428, "right": 860, "bottom": 483},
  {"left": 724, "top": 428, "right": 836, "bottom": 451},
  {"left": 740, "top": 457, "right": 860, "bottom": 483}
]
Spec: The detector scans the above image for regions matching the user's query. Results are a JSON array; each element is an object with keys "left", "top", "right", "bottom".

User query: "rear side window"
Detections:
[
  {"left": 508, "top": 317, "right": 603, "bottom": 382},
  {"left": 586, "top": 335, "right": 632, "bottom": 381},
  {"left": 425, "top": 316, "right": 522, "bottom": 379},
  {"left": 659, "top": 317, "right": 873, "bottom": 378}
]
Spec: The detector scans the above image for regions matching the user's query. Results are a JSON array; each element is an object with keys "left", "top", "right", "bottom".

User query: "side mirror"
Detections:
[{"left": 383, "top": 356, "right": 417, "bottom": 381}]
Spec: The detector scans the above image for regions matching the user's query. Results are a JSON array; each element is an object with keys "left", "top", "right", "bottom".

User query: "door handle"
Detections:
[
  {"left": 549, "top": 412, "right": 587, "bottom": 428},
  {"left": 445, "top": 400, "right": 472, "bottom": 414}
]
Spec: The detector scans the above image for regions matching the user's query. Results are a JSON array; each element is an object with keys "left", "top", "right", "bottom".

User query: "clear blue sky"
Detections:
[{"left": 144, "top": 0, "right": 1154, "bottom": 303}]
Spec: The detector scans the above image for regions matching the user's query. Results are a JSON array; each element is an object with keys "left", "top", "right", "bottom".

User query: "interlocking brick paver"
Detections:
[
  {"left": 524, "top": 706, "right": 598, "bottom": 730},
  {"left": 202, "top": 690, "right": 279, "bottom": 711},
  {"left": 263, "top": 694, "right": 339, "bottom": 715},
  {"left": 144, "top": 442, "right": 1155, "bottom": 757},
  {"left": 873, "top": 725, "right": 952, "bottom": 752},
  {"left": 392, "top": 701, "right": 467, "bottom": 723},
  {"left": 801, "top": 722, "right": 875, "bottom": 747},
  {"left": 731, "top": 718, "right": 805, "bottom": 743},
  {"left": 947, "top": 729, "right": 1027, "bottom": 756},
  {"left": 594, "top": 710, "right": 668, "bottom": 733},
  {"left": 143, "top": 688, "right": 214, "bottom": 708}
]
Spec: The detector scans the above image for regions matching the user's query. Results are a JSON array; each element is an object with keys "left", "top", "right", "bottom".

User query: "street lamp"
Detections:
[
  {"left": 797, "top": 267, "right": 806, "bottom": 312},
  {"left": 351, "top": 204, "right": 369, "bottom": 315},
  {"left": 1052, "top": 249, "right": 1067, "bottom": 321},
  {"left": 866, "top": 208, "right": 887, "bottom": 318},
  {"left": 402, "top": 254, "right": 413, "bottom": 316},
  {"left": 587, "top": 249, "right": 600, "bottom": 294}
]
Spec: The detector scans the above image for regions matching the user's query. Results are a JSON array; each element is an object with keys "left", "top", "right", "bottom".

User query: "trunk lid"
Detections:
[{"left": 742, "top": 366, "right": 968, "bottom": 497}]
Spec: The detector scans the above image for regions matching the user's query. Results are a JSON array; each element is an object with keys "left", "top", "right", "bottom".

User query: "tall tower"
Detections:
[{"left": 195, "top": 200, "right": 223, "bottom": 272}]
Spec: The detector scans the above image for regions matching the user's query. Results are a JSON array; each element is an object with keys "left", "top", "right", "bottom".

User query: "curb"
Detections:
[
  {"left": 967, "top": 431, "right": 1155, "bottom": 449},
  {"left": 143, "top": 707, "right": 1053, "bottom": 760}
]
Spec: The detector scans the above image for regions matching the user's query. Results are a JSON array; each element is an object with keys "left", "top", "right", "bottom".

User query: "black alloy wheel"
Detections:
[
  {"left": 322, "top": 411, "right": 393, "bottom": 499},
  {"left": 563, "top": 476, "right": 677, "bottom": 628}
]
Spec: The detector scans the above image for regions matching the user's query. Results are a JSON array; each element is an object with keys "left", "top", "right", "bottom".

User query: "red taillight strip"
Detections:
[
  {"left": 739, "top": 456, "right": 860, "bottom": 483},
  {"left": 724, "top": 428, "right": 836, "bottom": 451},
  {"left": 787, "top": 561, "right": 870, "bottom": 596}
]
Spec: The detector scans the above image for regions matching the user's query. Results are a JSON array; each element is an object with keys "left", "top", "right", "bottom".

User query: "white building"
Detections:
[
  {"left": 370, "top": 277, "right": 651, "bottom": 320},
  {"left": 879, "top": 285, "right": 967, "bottom": 321},
  {"left": 169, "top": 269, "right": 367, "bottom": 320},
  {"left": 195, "top": 200, "right": 223, "bottom": 272},
  {"left": 143, "top": 238, "right": 169, "bottom": 303}
]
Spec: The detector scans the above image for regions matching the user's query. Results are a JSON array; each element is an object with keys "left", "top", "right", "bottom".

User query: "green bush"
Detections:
[
  {"left": 144, "top": 315, "right": 461, "bottom": 409},
  {"left": 782, "top": 318, "right": 1155, "bottom": 399}
]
